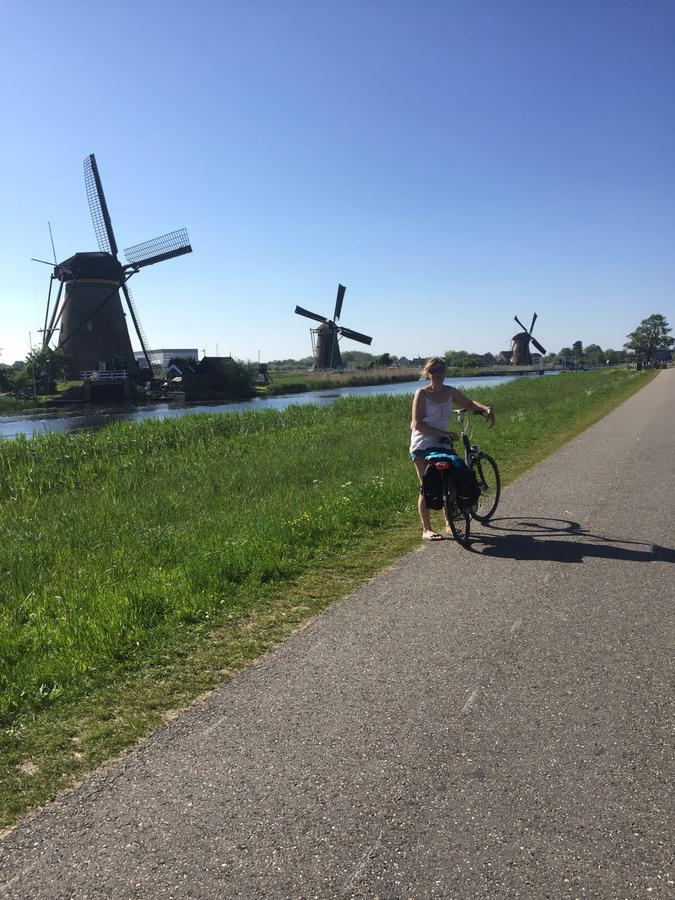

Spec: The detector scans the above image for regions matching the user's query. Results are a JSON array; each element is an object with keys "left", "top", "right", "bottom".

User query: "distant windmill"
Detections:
[
  {"left": 511, "top": 313, "right": 546, "bottom": 365},
  {"left": 295, "top": 284, "right": 372, "bottom": 370},
  {"left": 41, "top": 153, "right": 192, "bottom": 378}
]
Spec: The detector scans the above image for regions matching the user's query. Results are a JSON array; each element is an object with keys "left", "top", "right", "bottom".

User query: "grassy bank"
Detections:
[
  {"left": 263, "top": 367, "right": 421, "bottom": 394},
  {"left": 0, "top": 395, "right": 38, "bottom": 413},
  {"left": 262, "top": 365, "right": 557, "bottom": 395},
  {"left": 0, "top": 368, "right": 654, "bottom": 828}
]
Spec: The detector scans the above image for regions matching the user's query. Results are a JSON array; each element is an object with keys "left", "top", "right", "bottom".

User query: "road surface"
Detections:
[{"left": 1, "top": 370, "right": 673, "bottom": 898}]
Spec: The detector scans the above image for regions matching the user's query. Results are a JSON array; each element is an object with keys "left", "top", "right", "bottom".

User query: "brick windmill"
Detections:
[
  {"left": 511, "top": 313, "right": 546, "bottom": 365},
  {"left": 41, "top": 154, "right": 192, "bottom": 378},
  {"left": 295, "top": 284, "right": 372, "bottom": 370}
]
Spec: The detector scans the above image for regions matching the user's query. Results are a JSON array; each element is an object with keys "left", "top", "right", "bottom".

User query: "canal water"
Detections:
[{"left": 0, "top": 373, "right": 551, "bottom": 439}]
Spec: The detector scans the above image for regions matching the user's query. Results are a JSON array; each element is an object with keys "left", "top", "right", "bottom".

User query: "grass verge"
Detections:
[
  {"left": 0, "top": 368, "right": 655, "bottom": 830},
  {"left": 263, "top": 367, "right": 421, "bottom": 394},
  {"left": 0, "top": 396, "right": 38, "bottom": 413}
]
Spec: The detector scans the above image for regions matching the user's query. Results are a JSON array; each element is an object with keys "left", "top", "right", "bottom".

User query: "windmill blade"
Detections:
[
  {"left": 31, "top": 257, "right": 58, "bottom": 266},
  {"left": 333, "top": 284, "right": 346, "bottom": 321},
  {"left": 121, "top": 282, "right": 153, "bottom": 371},
  {"left": 514, "top": 315, "right": 528, "bottom": 333},
  {"left": 338, "top": 326, "right": 372, "bottom": 345},
  {"left": 124, "top": 228, "right": 192, "bottom": 269},
  {"left": 42, "top": 276, "right": 54, "bottom": 347},
  {"left": 83, "top": 154, "right": 119, "bottom": 257},
  {"left": 530, "top": 337, "right": 547, "bottom": 355},
  {"left": 47, "top": 278, "right": 80, "bottom": 347},
  {"left": 295, "top": 305, "right": 328, "bottom": 324},
  {"left": 43, "top": 278, "right": 65, "bottom": 346},
  {"left": 529, "top": 312, "right": 538, "bottom": 333}
]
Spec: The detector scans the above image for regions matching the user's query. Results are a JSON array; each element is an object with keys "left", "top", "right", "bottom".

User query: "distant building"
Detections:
[{"left": 134, "top": 349, "right": 199, "bottom": 371}]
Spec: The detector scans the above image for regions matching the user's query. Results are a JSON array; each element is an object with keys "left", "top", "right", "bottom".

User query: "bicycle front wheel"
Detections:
[{"left": 470, "top": 452, "right": 501, "bottom": 522}]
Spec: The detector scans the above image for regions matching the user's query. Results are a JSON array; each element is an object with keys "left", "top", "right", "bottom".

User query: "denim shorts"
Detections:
[{"left": 410, "top": 444, "right": 452, "bottom": 461}]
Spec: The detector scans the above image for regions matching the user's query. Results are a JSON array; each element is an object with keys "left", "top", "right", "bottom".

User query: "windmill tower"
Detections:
[
  {"left": 510, "top": 313, "right": 546, "bottom": 365},
  {"left": 294, "top": 284, "right": 372, "bottom": 370},
  {"left": 41, "top": 154, "right": 192, "bottom": 379}
]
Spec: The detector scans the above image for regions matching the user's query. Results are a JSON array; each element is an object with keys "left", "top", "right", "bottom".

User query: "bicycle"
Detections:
[
  {"left": 423, "top": 409, "right": 501, "bottom": 547},
  {"left": 456, "top": 408, "right": 501, "bottom": 523}
]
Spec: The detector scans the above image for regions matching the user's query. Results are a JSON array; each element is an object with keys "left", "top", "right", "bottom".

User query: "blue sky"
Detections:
[{"left": 1, "top": 0, "right": 673, "bottom": 365}]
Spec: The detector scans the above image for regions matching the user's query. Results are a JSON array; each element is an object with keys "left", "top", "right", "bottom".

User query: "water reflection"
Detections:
[{"left": 0, "top": 373, "right": 541, "bottom": 439}]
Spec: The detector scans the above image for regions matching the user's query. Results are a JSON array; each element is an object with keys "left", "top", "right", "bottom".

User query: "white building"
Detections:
[{"left": 134, "top": 349, "right": 199, "bottom": 371}]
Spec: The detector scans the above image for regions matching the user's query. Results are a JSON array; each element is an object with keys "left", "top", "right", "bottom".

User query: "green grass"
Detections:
[
  {"left": 0, "top": 395, "right": 38, "bottom": 412},
  {"left": 0, "top": 368, "right": 655, "bottom": 828},
  {"left": 264, "top": 367, "right": 421, "bottom": 394},
  {"left": 263, "top": 364, "right": 556, "bottom": 395}
]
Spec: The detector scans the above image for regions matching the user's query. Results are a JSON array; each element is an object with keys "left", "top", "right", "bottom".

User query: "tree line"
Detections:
[
  {"left": 269, "top": 314, "right": 673, "bottom": 371},
  {"left": 547, "top": 314, "right": 673, "bottom": 367},
  {"left": 445, "top": 313, "right": 673, "bottom": 369},
  {"left": 2, "top": 314, "right": 672, "bottom": 395}
]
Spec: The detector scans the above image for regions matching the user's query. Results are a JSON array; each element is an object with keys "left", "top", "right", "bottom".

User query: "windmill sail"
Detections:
[
  {"left": 295, "top": 305, "right": 328, "bottom": 324},
  {"left": 84, "top": 154, "right": 118, "bottom": 257},
  {"left": 121, "top": 282, "right": 153, "bottom": 370},
  {"left": 124, "top": 229, "right": 192, "bottom": 269},
  {"left": 338, "top": 326, "right": 372, "bottom": 345},
  {"left": 333, "top": 284, "right": 346, "bottom": 321}
]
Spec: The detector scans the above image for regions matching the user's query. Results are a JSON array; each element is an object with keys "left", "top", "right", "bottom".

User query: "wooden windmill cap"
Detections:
[{"left": 55, "top": 252, "right": 124, "bottom": 281}]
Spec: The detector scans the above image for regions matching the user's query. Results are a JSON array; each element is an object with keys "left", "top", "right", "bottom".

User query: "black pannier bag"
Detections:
[
  {"left": 421, "top": 461, "right": 445, "bottom": 509},
  {"left": 450, "top": 457, "right": 481, "bottom": 510},
  {"left": 423, "top": 451, "right": 481, "bottom": 511}
]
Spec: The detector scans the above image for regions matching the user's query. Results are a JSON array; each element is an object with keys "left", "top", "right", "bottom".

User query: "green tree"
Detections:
[
  {"left": 583, "top": 344, "right": 603, "bottom": 365},
  {"left": 168, "top": 355, "right": 198, "bottom": 366},
  {"left": 443, "top": 350, "right": 484, "bottom": 368},
  {"left": 624, "top": 314, "right": 674, "bottom": 363},
  {"left": 444, "top": 350, "right": 468, "bottom": 368},
  {"left": 11, "top": 347, "right": 69, "bottom": 393},
  {"left": 339, "top": 350, "right": 374, "bottom": 369}
]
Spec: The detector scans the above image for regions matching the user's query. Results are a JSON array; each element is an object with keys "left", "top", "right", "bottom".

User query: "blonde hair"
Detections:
[{"left": 420, "top": 356, "right": 447, "bottom": 380}]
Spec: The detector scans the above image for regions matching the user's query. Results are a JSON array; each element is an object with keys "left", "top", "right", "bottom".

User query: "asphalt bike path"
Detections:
[{"left": 1, "top": 371, "right": 673, "bottom": 899}]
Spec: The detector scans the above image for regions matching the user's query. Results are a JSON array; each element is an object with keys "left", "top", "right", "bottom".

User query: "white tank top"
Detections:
[{"left": 409, "top": 390, "right": 454, "bottom": 454}]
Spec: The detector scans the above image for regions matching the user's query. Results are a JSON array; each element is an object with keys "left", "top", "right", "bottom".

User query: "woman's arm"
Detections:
[{"left": 449, "top": 387, "right": 496, "bottom": 427}]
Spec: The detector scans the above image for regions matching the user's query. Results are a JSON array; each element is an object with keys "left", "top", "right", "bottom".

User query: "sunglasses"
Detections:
[{"left": 428, "top": 367, "right": 445, "bottom": 375}]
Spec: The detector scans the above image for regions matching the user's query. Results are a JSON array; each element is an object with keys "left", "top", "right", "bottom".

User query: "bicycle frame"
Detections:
[{"left": 454, "top": 408, "right": 482, "bottom": 467}]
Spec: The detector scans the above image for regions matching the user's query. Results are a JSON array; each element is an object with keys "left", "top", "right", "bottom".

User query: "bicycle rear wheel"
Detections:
[
  {"left": 469, "top": 452, "right": 501, "bottom": 522},
  {"left": 446, "top": 501, "right": 471, "bottom": 546}
]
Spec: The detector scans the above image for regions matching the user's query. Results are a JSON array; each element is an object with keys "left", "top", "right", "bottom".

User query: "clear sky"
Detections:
[{"left": 1, "top": 0, "right": 673, "bottom": 365}]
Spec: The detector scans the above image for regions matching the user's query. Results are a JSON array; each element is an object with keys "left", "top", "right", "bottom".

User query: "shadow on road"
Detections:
[{"left": 471, "top": 517, "right": 675, "bottom": 564}]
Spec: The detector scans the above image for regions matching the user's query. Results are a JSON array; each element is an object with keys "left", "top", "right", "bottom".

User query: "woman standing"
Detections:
[{"left": 410, "top": 357, "right": 495, "bottom": 540}]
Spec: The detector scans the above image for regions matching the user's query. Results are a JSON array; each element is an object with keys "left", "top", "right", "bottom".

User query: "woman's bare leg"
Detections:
[{"left": 414, "top": 459, "right": 443, "bottom": 539}]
